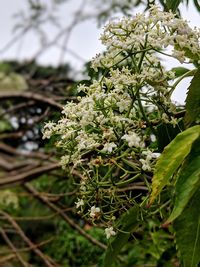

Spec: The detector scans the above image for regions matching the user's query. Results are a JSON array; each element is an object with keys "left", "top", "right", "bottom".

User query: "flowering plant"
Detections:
[{"left": 43, "top": 5, "right": 200, "bottom": 265}]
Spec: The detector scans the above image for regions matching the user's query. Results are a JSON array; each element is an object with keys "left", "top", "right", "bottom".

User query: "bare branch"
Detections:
[
  {"left": 24, "top": 183, "right": 107, "bottom": 250},
  {"left": 0, "top": 162, "right": 60, "bottom": 188},
  {"left": 0, "top": 227, "right": 31, "bottom": 267},
  {"left": 0, "top": 142, "right": 54, "bottom": 160},
  {"left": 0, "top": 210, "right": 60, "bottom": 267},
  {"left": 0, "top": 91, "right": 63, "bottom": 110}
]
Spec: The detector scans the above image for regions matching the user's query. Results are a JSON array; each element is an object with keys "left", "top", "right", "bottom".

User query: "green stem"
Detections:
[{"left": 116, "top": 173, "right": 141, "bottom": 186}]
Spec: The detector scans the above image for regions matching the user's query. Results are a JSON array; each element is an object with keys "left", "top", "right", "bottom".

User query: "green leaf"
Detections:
[
  {"left": 104, "top": 206, "right": 140, "bottom": 267},
  {"left": 165, "top": 142, "right": 200, "bottom": 224},
  {"left": 174, "top": 189, "right": 200, "bottom": 267},
  {"left": 184, "top": 68, "right": 200, "bottom": 127},
  {"left": 193, "top": 0, "right": 200, "bottom": 12},
  {"left": 149, "top": 125, "right": 200, "bottom": 205},
  {"left": 166, "top": 0, "right": 181, "bottom": 11},
  {"left": 171, "top": 67, "right": 191, "bottom": 78}
]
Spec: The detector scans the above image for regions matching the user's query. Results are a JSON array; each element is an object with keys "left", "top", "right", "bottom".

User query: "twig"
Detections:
[
  {"left": 0, "top": 235, "right": 54, "bottom": 255},
  {"left": 0, "top": 91, "right": 63, "bottom": 110},
  {"left": 0, "top": 142, "right": 55, "bottom": 161},
  {"left": 0, "top": 162, "right": 60, "bottom": 188},
  {"left": 116, "top": 185, "right": 148, "bottom": 192},
  {"left": 0, "top": 158, "right": 36, "bottom": 171},
  {"left": 24, "top": 183, "right": 107, "bottom": 250},
  {"left": 0, "top": 210, "right": 60, "bottom": 267},
  {"left": 0, "top": 131, "right": 24, "bottom": 140},
  {"left": 0, "top": 227, "right": 30, "bottom": 267},
  {"left": 0, "top": 101, "right": 35, "bottom": 117}
]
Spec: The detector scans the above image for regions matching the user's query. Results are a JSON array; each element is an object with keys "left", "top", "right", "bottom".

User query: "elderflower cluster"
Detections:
[
  {"left": 92, "top": 5, "right": 199, "bottom": 70},
  {"left": 43, "top": 5, "right": 199, "bottom": 238}
]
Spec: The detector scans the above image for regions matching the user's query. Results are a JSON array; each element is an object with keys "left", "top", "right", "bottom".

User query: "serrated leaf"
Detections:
[
  {"left": 149, "top": 125, "right": 200, "bottom": 205},
  {"left": 185, "top": 68, "right": 200, "bottom": 127},
  {"left": 166, "top": 153, "right": 200, "bottom": 224},
  {"left": 174, "top": 189, "right": 200, "bottom": 267},
  {"left": 104, "top": 206, "right": 139, "bottom": 267},
  {"left": 165, "top": 138, "right": 200, "bottom": 224}
]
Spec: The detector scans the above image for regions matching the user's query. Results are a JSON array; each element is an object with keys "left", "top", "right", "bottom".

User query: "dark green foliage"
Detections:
[
  {"left": 156, "top": 121, "right": 184, "bottom": 152},
  {"left": 104, "top": 206, "right": 140, "bottom": 267},
  {"left": 46, "top": 222, "right": 105, "bottom": 267},
  {"left": 174, "top": 189, "right": 200, "bottom": 267},
  {"left": 185, "top": 68, "right": 200, "bottom": 127},
  {"left": 166, "top": 138, "right": 200, "bottom": 223}
]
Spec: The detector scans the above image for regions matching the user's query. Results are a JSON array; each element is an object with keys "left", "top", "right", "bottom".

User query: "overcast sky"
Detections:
[{"left": 0, "top": 0, "right": 199, "bottom": 103}]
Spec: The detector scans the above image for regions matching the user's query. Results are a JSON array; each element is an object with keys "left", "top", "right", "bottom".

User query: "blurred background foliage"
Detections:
[{"left": 0, "top": 0, "right": 199, "bottom": 266}]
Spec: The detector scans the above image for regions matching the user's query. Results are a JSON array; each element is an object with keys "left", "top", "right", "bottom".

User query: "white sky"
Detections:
[{"left": 0, "top": 0, "right": 199, "bottom": 103}]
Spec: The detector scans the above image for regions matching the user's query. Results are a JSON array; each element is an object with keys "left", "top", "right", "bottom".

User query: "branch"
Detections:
[
  {"left": 0, "top": 157, "right": 36, "bottom": 171},
  {"left": 0, "top": 210, "right": 60, "bottom": 267},
  {"left": 24, "top": 183, "right": 107, "bottom": 250},
  {"left": 0, "top": 101, "right": 35, "bottom": 117},
  {"left": 0, "top": 227, "right": 30, "bottom": 267},
  {"left": 0, "top": 142, "right": 53, "bottom": 160},
  {"left": 0, "top": 163, "right": 60, "bottom": 188},
  {"left": 0, "top": 91, "right": 63, "bottom": 110}
]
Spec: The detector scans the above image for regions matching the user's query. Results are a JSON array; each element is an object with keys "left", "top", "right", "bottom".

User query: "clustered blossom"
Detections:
[
  {"left": 92, "top": 5, "right": 199, "bottom": 70},
  {"left": 105, "top": 227, "right": 116, "bottom": 239},
  {"left": 75, "top": 198, "right": 84, "bottom": 209},
  {"left": 89, "top": 206, "right": 101, "bottom": 218},
  {"left": 122, "top": 131, "right": 143, "bottom": 148},
  {"left": 43, "top": 5, "right": 199, "bottom": 238},
  {"left": 139, "top": 150, "right": 155, "bottom": 171}
]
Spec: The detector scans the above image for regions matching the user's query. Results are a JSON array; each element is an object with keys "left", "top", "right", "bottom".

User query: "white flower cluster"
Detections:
[
  {"left": 92, "top": 5, "right": 199, "bottom": 69},
  {"left": 43, "top": 5, "right": 199, "bottom": 238},
  {"left": 139, "top": 150, "right": 155, "bottom": 171}
]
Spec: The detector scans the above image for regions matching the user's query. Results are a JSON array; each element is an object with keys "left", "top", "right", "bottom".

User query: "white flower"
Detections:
[
  {"left": 142, "top": 150, "right": 154, "bottom": 161},
  {"left": 105, "top": 227, "right": 116, "bottom": 239},
  {"left": 152, "top": 152, "right": 161, "bottom": 158},
  {"left": 139, "top": 158, "right": 151, "bottom": 171},
  {"left": 102, "top": 142, "right": 117, "bottom": 153},
  {"left": 42, "top": 122, "right": 56, "bottom": 139},
  {"left": 60, "top": 155, "right": 70, "bottom": 169},
  {"left": 90, "top": 206, "right": 101, "bottom": 218},
  {"left": 80, "top": 181, "right": 87, "bottom": 192},
  {"left": 172, "top": 50, "right": 186, "bottom": 63},
  {"left": 170, "top": 117, "right": 178, "bottom": 128},
  {"left": 122, "top": 131, "right": 142, "bottom": 148},
  {"left": 75, "top": 199, "right": 84, "bottom": 209}
]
